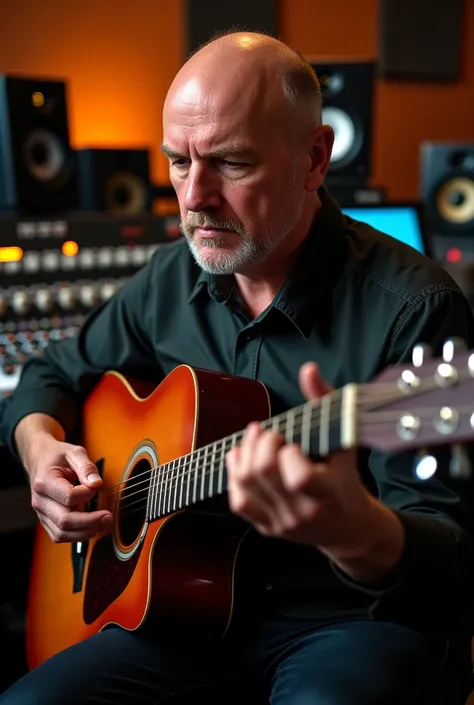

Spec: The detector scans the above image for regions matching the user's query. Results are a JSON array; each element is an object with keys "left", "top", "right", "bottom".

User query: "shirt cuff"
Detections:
[{"left": 0, "top": 388, "right": 78, "bottom": 462}]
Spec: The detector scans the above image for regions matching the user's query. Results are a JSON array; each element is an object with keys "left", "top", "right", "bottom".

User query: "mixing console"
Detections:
[{"left": 0, "top": 211, "right": 181, "bottom": 396}]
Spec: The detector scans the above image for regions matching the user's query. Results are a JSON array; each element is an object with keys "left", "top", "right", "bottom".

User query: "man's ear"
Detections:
[{"left": 305, "top": 125, "right": 334, "bottom": 192}]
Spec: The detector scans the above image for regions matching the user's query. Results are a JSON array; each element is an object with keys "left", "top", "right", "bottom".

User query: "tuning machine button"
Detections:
[
  {"left": 412, "top": 343, "right": 432, "bottom": 368},
  {"left": 442, "top": 337, "right": 467, "bottom": 362},
  {"left": 449, "top": 444, "right": 472, "bottom": 480},
  {"left": 413, "top": 451, "right": 438, "bottom": 481}
]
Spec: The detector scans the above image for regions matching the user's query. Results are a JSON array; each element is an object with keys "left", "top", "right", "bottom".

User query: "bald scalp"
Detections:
[{"left": 173, "top": 30, "right": 322, "bottom": 147}]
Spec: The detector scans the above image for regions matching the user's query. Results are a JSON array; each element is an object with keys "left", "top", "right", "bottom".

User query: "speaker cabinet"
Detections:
[
  {"left": 185, "top": 0, "right": 278, "bottom": 55},
  {"left": 309, "top": 60, "right": 376, "bottom": 187},
  {"left": 420, "top": 141, "right": 474, "bottom": 261},
  {"left": 76, "top": 148, "right": 152, "bottom": 214},
  {"left": 0, "top": 75, "right": 78, "bottom": 214},
  {"left": 379, "top": 0, "right": 464, "bottom": 81}
]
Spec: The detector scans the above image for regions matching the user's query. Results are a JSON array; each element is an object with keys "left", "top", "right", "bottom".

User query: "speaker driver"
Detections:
[
  {"left": 106, "top": 171, "right": 148, "bottom": 214},
  {"left": 322, "top": 106, "right": 360, "bottom": 167},
  {"left": 23, "top": 128, "right": 66, "bottom": 183},
  {"left": 436, "top": 177, "right": 474, "bottom": 225}
]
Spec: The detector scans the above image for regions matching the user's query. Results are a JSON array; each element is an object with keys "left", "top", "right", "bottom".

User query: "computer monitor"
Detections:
[{"left": 341, "top": 203, "right": 431, "bottom": 257}]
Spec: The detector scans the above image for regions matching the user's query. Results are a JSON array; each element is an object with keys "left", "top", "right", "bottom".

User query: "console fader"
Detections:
[{"left": 0, "top": 211, "right": 181, "bottom": 396}]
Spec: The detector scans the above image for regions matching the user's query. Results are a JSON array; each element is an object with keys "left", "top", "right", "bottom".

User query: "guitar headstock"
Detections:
[{"left": 357, "top": 337, "right": 474, "bottom": 478}]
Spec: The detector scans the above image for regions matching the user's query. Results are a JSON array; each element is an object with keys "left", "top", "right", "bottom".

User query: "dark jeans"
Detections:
[{"left": 0, "top": 608, "right": 470, "bottom": 705}]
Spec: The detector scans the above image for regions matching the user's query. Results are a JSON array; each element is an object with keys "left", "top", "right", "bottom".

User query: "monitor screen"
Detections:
[{"left": 342, "top": 204, "right": 429, "bottom": 256}]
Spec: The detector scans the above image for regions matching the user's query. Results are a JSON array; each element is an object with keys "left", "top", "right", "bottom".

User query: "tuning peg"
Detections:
[
  {"left": 449, "top": 444, "right": 472, "bottom": 480},
  {"left": 413, "top": 449, "right": 438, "bottom": 480},
  {"left": 442, "top": 337, "right": 467, "bottom": 363},
  {"left": 412, "top": 343, "right": 432, "bottom": 368}
]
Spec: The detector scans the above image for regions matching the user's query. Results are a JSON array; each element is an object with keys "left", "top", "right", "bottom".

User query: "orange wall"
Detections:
[{"left": 0, "top": 0, "right": 473, "bottom": 200}]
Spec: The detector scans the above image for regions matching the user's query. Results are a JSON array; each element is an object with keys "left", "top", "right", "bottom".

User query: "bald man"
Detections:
[{"left": 1, "top": 31, "right": 474, "bottom": 705}]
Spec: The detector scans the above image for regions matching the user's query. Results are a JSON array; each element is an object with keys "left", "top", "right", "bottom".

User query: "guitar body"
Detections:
[{"left": 26, "top": 365, "right": 271, "bottom": 670}]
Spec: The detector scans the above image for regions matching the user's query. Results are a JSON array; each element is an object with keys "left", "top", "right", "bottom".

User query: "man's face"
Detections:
[{"left": 162, "top": 79, "right": 307, "bottom": 275}]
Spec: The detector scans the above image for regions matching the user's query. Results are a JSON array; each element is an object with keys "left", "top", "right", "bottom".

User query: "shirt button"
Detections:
[
  {"left": 265, "top": 582, "right": 273, "bottom": 591},
  {"left": 245, "top": 329, "right": 254, "bottom": 341}
]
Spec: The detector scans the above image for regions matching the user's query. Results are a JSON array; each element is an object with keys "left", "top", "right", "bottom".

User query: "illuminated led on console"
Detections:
[
  {"left": 62, "top": 241, "right": 79, "bottom": 257},
  {"left": 0, "top": 246, "right": 23, "bottom": 262}
]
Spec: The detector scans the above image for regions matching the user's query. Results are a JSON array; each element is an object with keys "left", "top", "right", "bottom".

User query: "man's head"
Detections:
[{"left": 161, "top": 31, "right": 333, "bottom": 275}]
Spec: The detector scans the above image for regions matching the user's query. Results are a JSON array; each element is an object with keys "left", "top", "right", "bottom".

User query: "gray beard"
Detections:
[{"left": 182, "top": 173, "right": 303, "bottom": 275}]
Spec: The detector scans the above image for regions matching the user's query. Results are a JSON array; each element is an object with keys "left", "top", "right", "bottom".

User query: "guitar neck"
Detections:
[{"left": 146, "top": 384, "right": 358, "bottom": 521}]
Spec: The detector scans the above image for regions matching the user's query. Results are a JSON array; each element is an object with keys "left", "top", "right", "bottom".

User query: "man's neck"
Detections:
[{"left": 234, "top": 197, "right": 321, "bottom": 319}]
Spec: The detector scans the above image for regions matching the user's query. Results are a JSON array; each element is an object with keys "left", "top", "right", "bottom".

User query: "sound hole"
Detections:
[{"left": 118, "top": 458, "right": 151, "bottom": 547}]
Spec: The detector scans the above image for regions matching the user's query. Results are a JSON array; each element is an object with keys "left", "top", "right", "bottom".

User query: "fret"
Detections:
[
  {"left": 301, "top": 403, "right": 312, "bottom": 457},
  {"left": 146, "top": 465, "right": 155, "bottom": 521},
  {"left": 200, "top": 445, "right": 208, "bottom": 501},
  {"left": 177, "top": 456, "right": 185, "bottom": 509},
  {"left": 271, "top": 415, "right": 280, "bottom": 433},
  {"left": 319, "top": 394, "right": 331, "bottom": 456},
  {"left": 192, "top": 451, "right": 199, "bottom": 505},
  {"left": 171, "top": 459, "right": 178, "bottom": 512},
  {"left": 153, "top": 464, "right": 162, "bottom": 520},
  {"left": 185, "top": 456, "right": 191, "bottom": 507},
  {"left": 163, "top": 460, "right": 174, "bottom": 514},
  {"left": 209, "top": 443, "right": 217, "bottom": 497},
  {"left": 285, "top": 409, "right": 295, "bottom": 444},
  {"left": 158, "top": 463, "right": 167, "bottom": 518},
  {"left": 217, "top": 443, "right": 225, "bottom": 494}
]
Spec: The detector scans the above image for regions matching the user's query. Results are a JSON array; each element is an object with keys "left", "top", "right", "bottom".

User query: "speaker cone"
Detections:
[
  {"left": 106, "top": 172, "right": 148, "bottom": 214},
  {"left": 322, "top": 106, "right": 360, "bottom": 168},
  {"left": 436, "top": 177, "right": 474, "bottom": 225},
  {"left": 23, "top": 128, "right": 66, "bottom": 183}
]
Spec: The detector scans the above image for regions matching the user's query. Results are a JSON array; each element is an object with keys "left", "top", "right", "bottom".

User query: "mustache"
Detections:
[{"left": 181, "top": 212, "right": 246, "bottom": 237}]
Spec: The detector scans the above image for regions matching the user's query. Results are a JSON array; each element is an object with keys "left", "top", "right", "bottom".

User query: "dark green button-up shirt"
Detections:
[{"left": 2, "top": 189, "right": 474, "bottom": 632}]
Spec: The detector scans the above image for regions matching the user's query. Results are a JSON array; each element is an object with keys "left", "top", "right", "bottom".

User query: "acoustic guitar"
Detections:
[{"left": 26, "top": 344, "right": 474, "bottom": 669}]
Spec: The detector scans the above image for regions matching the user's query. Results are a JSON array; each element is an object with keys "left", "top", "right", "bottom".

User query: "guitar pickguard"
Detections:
[{"left": 83, "top": 532, "right": 143, "bottom": 624}]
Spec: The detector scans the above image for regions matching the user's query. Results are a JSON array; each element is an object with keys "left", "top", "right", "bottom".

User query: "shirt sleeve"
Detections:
[
  {"left": 333, "top": 287, "right": 474, "bottom": 629},
  {"left": 0, "top": 260, "right": 161, "bottom": 461}
]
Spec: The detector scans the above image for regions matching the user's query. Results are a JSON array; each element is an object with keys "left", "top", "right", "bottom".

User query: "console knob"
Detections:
[
  {"left": 11, "top": 290, "right": 30, "bottom": 315},
  {"left": 35, "top": 288, "right": 54, "bottom": 313},
  {"left": 100, "top": 282, "right": 117, "bottom": 301},
  {"left": 57, "top": 286, "right": 76, "bottom": 311},
  {"left": 0, "top": 294, "right": 8, "bottom": 317},
  {"left": 79, "top": 284, "right": 99, "bottom": 309}
]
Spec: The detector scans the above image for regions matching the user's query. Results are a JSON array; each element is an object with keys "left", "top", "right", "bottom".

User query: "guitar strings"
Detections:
[
  {"left": 101, "top": 379, "right": 406, "bottom": 500},
  {"left": 102, "top": 369, "right": 462, "bottom": 504},
  {"left": 112, "top": 410, "right": 464, "bottom": 523},
  {"left": 106, "top": 398, "right": 472, "bottom": 521}
]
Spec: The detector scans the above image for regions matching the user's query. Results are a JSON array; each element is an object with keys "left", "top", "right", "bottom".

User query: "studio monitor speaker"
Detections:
[
  {"left": 420, "top": 141, "right": 474, "bottom": 261},
  {"left": 0, "top": 75, "right": 78, "bottom": 214},
  {"left": 76, "top": 148, "right": 152, "bottom": 214},
  {"left": 310, "top": 60, "right": 376, "bottom": 186}
]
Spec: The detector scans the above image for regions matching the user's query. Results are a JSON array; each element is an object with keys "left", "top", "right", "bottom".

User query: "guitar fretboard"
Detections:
[{"left": 144, "top": 384, "right": 357, "bottom": 521}]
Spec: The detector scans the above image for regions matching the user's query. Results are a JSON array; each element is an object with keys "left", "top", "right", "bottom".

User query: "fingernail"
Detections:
[
  {"left": 101, "top": 515, "right": 112, "bottom": 526},
  {"left": 87, "top": 473, "right": 101, "bottom": 483}
]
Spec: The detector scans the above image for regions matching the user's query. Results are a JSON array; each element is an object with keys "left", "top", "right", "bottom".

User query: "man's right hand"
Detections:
[{"left": 25, "top": 434, "right": 113, "bottom": 543}]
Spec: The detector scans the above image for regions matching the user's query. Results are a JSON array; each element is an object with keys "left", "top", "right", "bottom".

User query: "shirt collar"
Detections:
[{"left": 188, "top": 186, "right": 348, "bottom": 337}]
